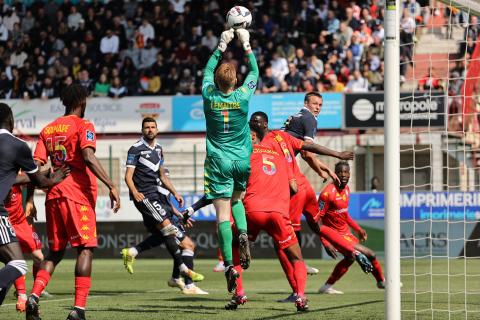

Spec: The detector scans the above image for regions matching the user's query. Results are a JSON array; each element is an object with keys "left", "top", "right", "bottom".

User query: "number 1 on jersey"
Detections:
[{"left": 221, "top": 110, "right": 229, "bottom": 133}]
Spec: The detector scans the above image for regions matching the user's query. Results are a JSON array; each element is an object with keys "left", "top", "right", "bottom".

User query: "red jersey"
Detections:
[
  {"left": 34, "top": 115, "right": 97, "bottom": 208},
  {"left": 318, "top": 183, "right": 361, "bottom": 234},
  {"left": 4, "top": 185, "right": 25, "bottom": 225},
  {"left": 243, "top": 144, "right": 290, "bottom": 214},
  {"left": 261, "top": 130, "right": 309, "bottom": 189}
]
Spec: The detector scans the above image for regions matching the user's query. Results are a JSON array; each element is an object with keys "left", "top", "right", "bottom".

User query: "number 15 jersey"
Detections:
[{"left": 34, "top": 115, "right": 98, "bottom": 208}]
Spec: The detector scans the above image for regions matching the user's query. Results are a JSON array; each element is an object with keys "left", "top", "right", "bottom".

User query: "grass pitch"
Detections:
[{"left": 2, "top": 258, "right": 479, "bottom": 320}]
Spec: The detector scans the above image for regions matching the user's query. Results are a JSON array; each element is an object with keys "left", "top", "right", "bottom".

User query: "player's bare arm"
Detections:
[
  {"left": 82, "top": 147, "right": 120, "bottom": 212},
  {"left": 125, "top": 166, "right": 144, "bottom": 202}
]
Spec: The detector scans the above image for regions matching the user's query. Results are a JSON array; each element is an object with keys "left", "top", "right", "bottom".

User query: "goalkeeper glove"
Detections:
[
  {"left": 217, "top": 28, "right": 235, "bottom": 52},
  {"left": 236, "top": 28, "right": 251, "bottom": 51}
]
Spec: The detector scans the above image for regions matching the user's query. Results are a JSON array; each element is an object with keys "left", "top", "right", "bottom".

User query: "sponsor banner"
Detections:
[
  {"left": 171, "top": 93, "right": 343, "bottom": 132},
  {"left": 33, "top": 192, "right": 480, "bottom": 222},
  {"left": 4, "top": 97, "right": 172, "bottom": 134},
  {"left": 351, "top": 192, "right": 480, "bottom": 221},
  {"left": 33, "top": 221, "right": 324, "bottom": 259},
  {"left": 344, "top": 91, "right": 446, "bottom": 128}
]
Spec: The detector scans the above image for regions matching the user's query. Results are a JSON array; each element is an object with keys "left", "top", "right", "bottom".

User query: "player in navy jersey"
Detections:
[
  {"left": 121, "top": 168, "right": 208, "bottom": 295},
  {"left": 0, "top": 103, "right": 68, "bottom": 306},
  {"left": 122, "top": 117, "right": 204, "bottom": 285}
]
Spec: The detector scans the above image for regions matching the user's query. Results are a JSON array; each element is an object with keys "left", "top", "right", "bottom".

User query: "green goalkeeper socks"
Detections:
[
  {"left": 218, "top": 221, "right": 233, "bottom": 265},
  {"left": 232, "top": 200, "right": 248, "bottom": 235}
]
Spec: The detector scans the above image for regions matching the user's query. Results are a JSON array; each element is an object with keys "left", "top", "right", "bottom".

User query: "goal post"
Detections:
[{"left": 384, "top": 1, "right": 401, "bottom": 319}]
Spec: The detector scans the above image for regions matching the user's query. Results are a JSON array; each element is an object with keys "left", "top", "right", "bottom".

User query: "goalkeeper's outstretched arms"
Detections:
[
  {"left": 202, "top": 28, "right": 235, "bottom": 98},
  {"left": 236, "top": 28, "right": 259, "bottom": 98}
]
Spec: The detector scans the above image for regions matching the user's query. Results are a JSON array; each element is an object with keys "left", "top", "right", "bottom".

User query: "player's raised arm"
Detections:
[
  {"left": 236, "top": 28, "right": 259, "bottom": 98},
  {"left": 202, "top": 29, "right": 235, "bottom": 98}
]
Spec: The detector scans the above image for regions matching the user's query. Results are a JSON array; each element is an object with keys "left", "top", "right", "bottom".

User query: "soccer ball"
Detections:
[{"left": 226, "top": 6, "right": 252, "bottom": 30}]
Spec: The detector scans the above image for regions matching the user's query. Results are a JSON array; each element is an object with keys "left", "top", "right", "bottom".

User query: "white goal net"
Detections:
[{"left": 396, "top": 0, "right": 480, "bottom": 319}]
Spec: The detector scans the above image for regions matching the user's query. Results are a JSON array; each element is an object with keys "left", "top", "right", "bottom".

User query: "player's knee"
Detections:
[
  {"left": 368, "top": 251, "right": 376, "bottom": 260},
  {"left": 8, "top": 260, "right": 28, "bottom": 276},
  {"left": 181, "top": 237, "right": 195, "bottom": 251},
  {"left": 160, "top": 224, "right": 178, "bottom": 237},
  {"left": 32, "top": 251, "right": 44, "bottom": 265}
]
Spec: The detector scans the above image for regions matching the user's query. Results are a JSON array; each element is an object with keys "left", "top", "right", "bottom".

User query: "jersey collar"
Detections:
[
  {"left": 302, "top": 107, "right": 318, "bottom": 119},
  {"left": 0, "top": 129, "right": 14, "bottom": 136},
  {"left": 141, "top": 137, "right": 157, "bottom": 150}
]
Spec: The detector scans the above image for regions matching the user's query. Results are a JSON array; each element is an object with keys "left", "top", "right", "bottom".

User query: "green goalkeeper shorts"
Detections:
[{"left": 204, "top": 156, "right": 251, "bottom": 199}]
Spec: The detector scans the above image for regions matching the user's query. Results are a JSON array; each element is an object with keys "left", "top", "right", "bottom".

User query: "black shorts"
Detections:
[
  {"left": 0, "top": 215, "right": 18, "bottom": 246},
  {"left": 134, "top": 195, "right": 186, "bottom": 242}
]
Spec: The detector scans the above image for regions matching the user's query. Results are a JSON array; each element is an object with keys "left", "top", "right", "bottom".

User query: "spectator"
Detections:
[
  {"left": 40, "top": 76, "right": 57, "bottom": 99},
  {"left": 67, "top": 6, "right": 83, "bottom": 30},
  {"left": 418, "top": 67, "right": 441, "bottom": 91},
  {"left": 0, "top": 18, "right": 8, "bottom": 45},
  {"left": 0, "top": 71, "right": 12, "bottom": 99},
  {"left": 108, "top": 76, "right": 127, "bottom": 98},
  {"left": 3, "top": 7, "right": 19, "bottom": 31},
  {"left": 93, "top": 73, "right": 110, "bottom": 97},
  {"left": 139, "top": 18, "right": 154, "bottom": 46},
  {"left": 260, "top": 66, "right": 280, "bottom": 93},
  {"left": 21, "top": 10, "right": 35, "bottom": 34},
  {"left": 77, "top": 69, "right": 94, "bottom": 94},
  {"left": 285, "top": 63, "right": 303, "bottom": 92},
  {"left": 169, "top": 0, "right": 188, "bottom": 14},
  {"left": 201, "top": 29, "right": 218, "bottom": 52},
  {"left": 177, "top": 69, "right": 195, "bottom": 95},
  {"left": 307, "top": 55, "right": 324, "bottom": 80},
  {"left": 139, "top": 39, "right": 158, "bottom": 69},
  {"left": 10, "top": 45, "right": 27, "bottom": 69},
  {"left": 346, "top": 69, "right": 369, "bottom": 92},
  {"left": 327, "top": 10, "right": 340, "bottom": 34},
  {"left": 336, "top": 21, "right": 353, "bottom": 47},
  {"left": 100, "top": 29, "right": 119, "bottom": 55},
  {"left": 21, "top": 74, "right": 41, "bottom": 99},
  {"left": 328, "top": 74, "right": 345, "bottom": 92},
  {"left": 271, "top": 52, "right": 289, "bottom": 81}
]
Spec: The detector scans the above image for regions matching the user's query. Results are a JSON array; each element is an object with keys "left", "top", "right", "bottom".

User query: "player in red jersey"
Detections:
[
  {"left": 26, "top": 84, "right": 121, "bottom": 320},
  {"left": 317, "top": 161, "right": 385, "bottom": 294},
  {"left": 4, "top": 184, "right": 44, "bottom": 312},
  {"left": 226, "top": 128, "right": 309, "bottom": 312},
  {"left": 249, "top": 111, "right": 374, "bottom": 302}
]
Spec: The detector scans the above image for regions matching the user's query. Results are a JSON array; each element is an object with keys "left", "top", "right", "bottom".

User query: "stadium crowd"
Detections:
[{"left": 0, "top": 0, "right": 473, "bottom": 99}]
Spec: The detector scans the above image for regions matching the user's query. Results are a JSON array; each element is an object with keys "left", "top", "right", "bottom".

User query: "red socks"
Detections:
[
  {"left": 31, "top": 270, "right": 51, "bottom": 297},
  {"left": 319, "top": 225, "right": 355, "bottom": 255},
  {"left": 74, "top": 276, "right": 91, "bottom": 309},
  {"left": 371, "top": 258, "right": 385, "bottom": 282},
  {"left": 276, "top": 248, "right": 298, "bottom": 293},
  {"left": 292, "top": 261, "right": 307, "bottom": 297},
  {"left": 14, "top": 275, "right": 26, "bottom": 295},
  {"left": 327, "top": 258, "right": 354, "bottom": 285}
]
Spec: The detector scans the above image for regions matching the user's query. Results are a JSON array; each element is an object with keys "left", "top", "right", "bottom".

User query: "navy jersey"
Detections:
[
  {"left": 126, "top": 138, "right": 164, "bottom": 198},
  {"left": 0, "top": 129, "right": 38, "bottom": 216},
  {"left": 283, "top": 107, "right": 318, "bottom": 142}
]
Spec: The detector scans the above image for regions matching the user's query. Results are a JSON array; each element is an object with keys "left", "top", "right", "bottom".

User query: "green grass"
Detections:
[{"left": 2, "top": 258, "right": 479, "bottom": 320}]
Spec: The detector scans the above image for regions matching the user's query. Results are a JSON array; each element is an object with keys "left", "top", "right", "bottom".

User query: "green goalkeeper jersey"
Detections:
[{"left": 202, "top": 49, "right": 259, "bottom": 160}]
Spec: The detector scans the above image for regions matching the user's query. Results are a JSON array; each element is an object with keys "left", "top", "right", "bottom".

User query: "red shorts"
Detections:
[
  {"left": 247, "top": 211, "right": 298, "bottom": 250},
  {"left": 12, "top": 220, "right": 42, "bottom": 253},
  {"left": 45, "top": 198, "right": 97, "bottom": 251},
  {"left": 289, "top": 184, "right": 322, "bottom": 231},
  {"left": 324, "top": 233, "right": 359, "bottom": 248}
]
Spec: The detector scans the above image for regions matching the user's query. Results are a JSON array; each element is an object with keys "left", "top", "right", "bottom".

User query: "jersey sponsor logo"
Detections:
[
  {"left": 253, "top": 147, "right": 279, "bottom": 156},
  {"left": 140, "top": 151, "right": 152, "bottom": 155},
  {"left": 247, "top": 80, "right": 257, "bottom": 89},
  {"left": 86, "top": 130, "right": 95, "bottom": 141}
]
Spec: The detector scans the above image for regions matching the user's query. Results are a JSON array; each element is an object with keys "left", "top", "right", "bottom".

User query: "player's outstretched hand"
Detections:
[
  {"left": 50, "top": 165, "right": 71, "bottom": 185},
  {"left": 133, "top": 191, "right": 145, "bottom": 202},
  {"left": 236, "top": 28, "right": 251, "bottom": 51},
  {"left": 183, "top": 217, "right": 195, "bottom": 228},
  {"left": 358, "top": 229, "right": 368, "bottom": 242},
  {"left": 110, "top": 186, "right": 121, "bottom": 213},
  {"left": 339, "top": 151, "right": 354, "bottom": 160},
  {"left": 218, "top": 28, "right": 234, "bottom": 52},
  {"left": 328, "top": 169, "right": 340, "bottom": 184},
  {"left": 324, "top": 244, "right": 338, "bottom": 259}
]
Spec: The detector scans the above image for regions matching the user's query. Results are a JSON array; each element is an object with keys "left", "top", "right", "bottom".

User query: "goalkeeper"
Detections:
[{"left": 201, "top": 27, "right": 258, "bottom": 293}]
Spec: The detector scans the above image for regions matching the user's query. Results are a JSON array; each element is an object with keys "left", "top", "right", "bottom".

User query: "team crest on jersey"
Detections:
[
  {"left": 247, "top": 80, "right": 256, "bottom": 89},
  {"left": 86, "top": 130, "right": 95, "bottom": 141}
]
